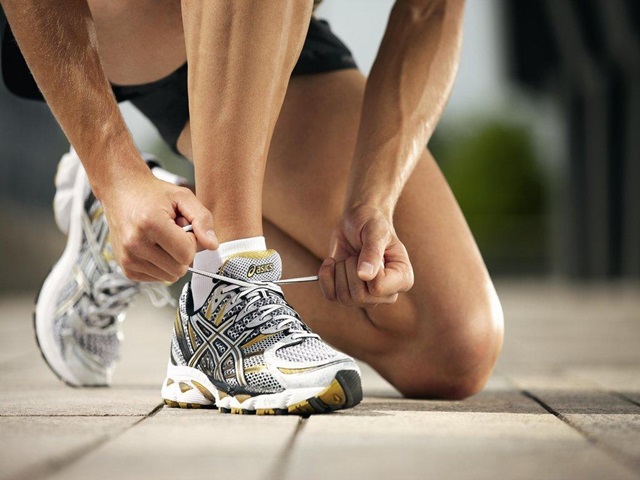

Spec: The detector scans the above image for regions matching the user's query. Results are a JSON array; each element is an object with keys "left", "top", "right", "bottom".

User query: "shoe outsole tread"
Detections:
[{"left": 163, "top": 370, "right": 363, "bottom": 415}]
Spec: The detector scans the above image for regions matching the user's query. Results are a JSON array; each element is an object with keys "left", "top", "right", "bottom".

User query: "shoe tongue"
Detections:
[{"left": 219, "top": 249, "right": 282, "bottom": 282}]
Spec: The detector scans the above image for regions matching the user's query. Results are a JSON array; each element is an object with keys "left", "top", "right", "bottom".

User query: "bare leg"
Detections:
[
  {"left": 88, "top": 0, "right": 186, "bottom": 86},
  {"left": 180, "top": 1, "right": 311, "bottom": 242}
]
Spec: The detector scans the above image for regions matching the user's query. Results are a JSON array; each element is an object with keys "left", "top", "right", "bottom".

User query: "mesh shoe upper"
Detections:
[
  {"left": 171, "top": 250, "right": 354, "bottom": 396},
  {"left": 37, "top": 149, "right": 173, "bottom": 386},
  {"left": 54, "top": 195, "right": 169, "bottom": 378}
]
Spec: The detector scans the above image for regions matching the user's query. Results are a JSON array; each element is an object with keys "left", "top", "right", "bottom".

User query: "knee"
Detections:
[{"left": 383, "top": 290, "right": 504, "bottom": 400}]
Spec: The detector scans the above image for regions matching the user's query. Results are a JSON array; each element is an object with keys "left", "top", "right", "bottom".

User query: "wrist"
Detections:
[
  {"left": 343, "top": 199, "right": 395, "bottom": 227},
  {"left": 345, "top": 142, "right": 406, "bottom": 220},
  {"left": 345, "top": 191, "right": 395, "bottom": 221},
  {"left": 89, "top": 151, "right": 154, "bottom": 203}
]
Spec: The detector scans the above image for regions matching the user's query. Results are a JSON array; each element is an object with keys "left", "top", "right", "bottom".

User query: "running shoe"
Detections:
[
  {"left": 34, "top": 148, "right": 174, "bottom": 387},
  {"left": 161, "top": 249, "right": 363, "bottom": 414}
]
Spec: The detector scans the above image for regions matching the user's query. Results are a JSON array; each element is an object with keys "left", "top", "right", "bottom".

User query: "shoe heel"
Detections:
[{"left": 160, "top": 365, "right": 218, "bottom": 409}]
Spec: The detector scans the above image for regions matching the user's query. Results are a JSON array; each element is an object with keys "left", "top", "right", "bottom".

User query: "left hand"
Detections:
[{"left": 319, "top": 205, "right": 414, "bottom": 307}]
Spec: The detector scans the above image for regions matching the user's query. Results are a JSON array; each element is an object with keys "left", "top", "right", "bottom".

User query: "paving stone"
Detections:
[
  {"left": 286, "top": 407, "right": 638, "bottom": 480},
  {"left": 0, "top": 416, "right": 138, "bottom": 480},
  {"left": 48, "top": 408, "right": 300, "bottom": 480},
  {"left": 0, "top": 295, "right": 39, "bottom": 365},
  {"left": 570, "top": 367, "right": 640, "bottom": 405},
  {"left": 513, "top": 373, "right": 640, "bottom": 473}
]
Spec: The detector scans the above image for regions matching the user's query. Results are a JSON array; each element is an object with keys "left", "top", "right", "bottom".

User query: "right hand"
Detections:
[{"left": 101, "top": 173, "right": 218, "bottom": 283}]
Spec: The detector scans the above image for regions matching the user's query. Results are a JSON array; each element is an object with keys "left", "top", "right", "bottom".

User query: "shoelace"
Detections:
[
  {"left": 190, "top": 268, "right": 318, "bottom": 339},
  {"left": 84, "top": 271, "right": 174, "bottom": 329}
]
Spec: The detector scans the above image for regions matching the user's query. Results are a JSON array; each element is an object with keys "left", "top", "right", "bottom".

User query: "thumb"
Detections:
[
  {"left": 175, "top": 191, "right": 219, "bottom": 251},
  {"left": 357, "top": 220, "right": 387, "bottom": 281}
]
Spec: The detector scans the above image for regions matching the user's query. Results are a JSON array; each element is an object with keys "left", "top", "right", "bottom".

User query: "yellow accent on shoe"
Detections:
[
  {"left": 192, "top": 381, "right": 216, "bottom": 403},
  {"left": 179, "top": 382, "right": 193, "bottom": 393}
]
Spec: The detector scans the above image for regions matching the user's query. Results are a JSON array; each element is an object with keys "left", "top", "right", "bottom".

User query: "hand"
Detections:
[
  {"left": 319, "top": 205, "right": 414, "bottom": 307},
  {"left": 101, "top": 173, "right": 218, "bottom": 283}
]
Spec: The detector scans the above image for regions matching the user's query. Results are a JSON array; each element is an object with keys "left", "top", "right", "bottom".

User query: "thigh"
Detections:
[
  {"left": 88, "top": 0, "right": 186, "bottom": 86},
  {"left": 264, "top": 69, "right": 501, "bottom": 392}
]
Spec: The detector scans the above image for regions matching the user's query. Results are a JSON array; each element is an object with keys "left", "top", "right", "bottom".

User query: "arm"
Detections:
[
  {"left": 1, "top": 0, "right": 217, "bottom": 282},
  {"left": 320, "top": 0, "right": 465, "bottom": 304}
]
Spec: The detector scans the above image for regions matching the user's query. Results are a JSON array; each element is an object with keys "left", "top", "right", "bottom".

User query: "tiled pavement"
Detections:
[{"left": 1, "top": 281, "right": 639, "bottom": 480}]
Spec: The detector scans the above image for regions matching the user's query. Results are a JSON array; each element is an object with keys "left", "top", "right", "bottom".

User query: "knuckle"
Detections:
[
  {"left": 381, "top": 294, "right": 398, "bottom": 304},
  {"left": 353, "top": 288, "right": 368, "bottom": 303},
  {"left": 121, "top": 233, "right": 139, "bottom": 252},
  {"left": 123, "top": 268, "right": 139, "bottom": 282},
  {"left": 201, "top": 211, "right": 213, "bottom": 224},
  {"left": 405, "top": 276, "right": 415, "bottom": 291},
  {"left": 407, "top": 270, "right": 415, "bottom": 289},
  {"left": 120, "top": 254, "right": 134, "bottom": 270},
  {"left": 336, "top": 289, "right": 351, "bottom": 305},
  {"left": 319, "top": 281, "right": 336, "bottom": 302},
  {"left": 368, "top": 282, "right": 386, "bottom": 297},
  {"left": 177, "top": 248, "right": 194, "bottom": 266},
  {"left": 362, "top": 243, "right": 382, "bottom": 254},
  {"left": 137, "top": 212, "right": 153, "bottom": 230},
  {"left": 177, "top": 186, "right": 193, "bottom": 197}
]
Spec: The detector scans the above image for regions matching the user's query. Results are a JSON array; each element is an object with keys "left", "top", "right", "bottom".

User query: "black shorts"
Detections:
[{"left": 0, "top": 13, "right": 357, "bottom": 152}]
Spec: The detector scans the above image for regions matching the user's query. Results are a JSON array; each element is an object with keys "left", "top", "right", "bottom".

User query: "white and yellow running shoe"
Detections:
[
  {"left": 161, "top": 250, "right": 363, "bottom": 414},
  {"left": 34, "top": 148, "right": 174, "bottom": 387}
]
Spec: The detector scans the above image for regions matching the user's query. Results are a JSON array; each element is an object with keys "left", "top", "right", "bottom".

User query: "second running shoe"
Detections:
[
  {"left": 34, "top": 148, "right": 174, "bottom": 387},
  {"left": 161, "top": 249, "right": 363, "bottom": 414}
]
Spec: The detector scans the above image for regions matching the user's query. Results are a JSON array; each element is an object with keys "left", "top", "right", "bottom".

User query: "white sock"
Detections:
[
  {"left": 151, "top": 166, "right": 187, "bottom": 186},
  {"left": 191, "top": 236, "right": 267, "bottom": 309},
  {"left": 142, "top": 152, "right": 188, "bottom": 186}
]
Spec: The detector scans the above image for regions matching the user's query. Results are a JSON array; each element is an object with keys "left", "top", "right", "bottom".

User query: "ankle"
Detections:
[{"left": 191, "top": 236, "right": 267, "bottom": 308}]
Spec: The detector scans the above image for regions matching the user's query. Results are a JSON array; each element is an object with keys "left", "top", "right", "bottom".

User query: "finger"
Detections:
[
  {"left": 144, "top": 244, "right": 189, "bottom": 278},
  {"left": 124, "top": 258, "right": 179, "bottom": 283},
  {"left": 318, "top": 258, "right": 337, "bottom": 302},
  {"left": 345, "top": 256, "right": 372, "bottom": 305},
  {"left": 346, "top": 256, "right": 396, "bottom": 305},
  {"left": 122, "top": 270, "right": 158, "bottom": 283},
  {"left": 335, "top": 260, "right": 353, "bottom": 305},
  {"left": 362, "top": 237, "right": 413, "bottom": 296},
  {"left": 173, "top": 189, "right": 218, "bottom": 251},
  {"left": 154, "top": 221, "right": 198, "bottom": 267},
  {"left": 175, "top": 216, "right": 190, "bottom": 228},
  {"left": 368, "top": 263, "right": 414, "bottom": 298},
  {"left": 357, "top": 220, "right": 389, "bottom": 281}
]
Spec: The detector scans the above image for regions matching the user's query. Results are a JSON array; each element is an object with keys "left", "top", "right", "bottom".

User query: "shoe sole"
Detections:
[
  {"left": 33, "top": 158, "right": 107, "bottom": 387},
  {"left": 161, "top": 364, "right": 363, "bottom": 415}
]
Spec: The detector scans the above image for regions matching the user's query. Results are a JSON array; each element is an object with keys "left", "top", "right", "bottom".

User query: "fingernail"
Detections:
[
  {"left": 359, "top": 262, "right": 375, "bottom": 277},
  {"left": 321, "top": 258, "right": 332, "bottom": 268}
]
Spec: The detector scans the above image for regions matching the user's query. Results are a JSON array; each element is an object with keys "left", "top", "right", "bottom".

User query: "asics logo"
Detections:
[{"left": 247, "top": 263, "right": 274, "bottom": 278}]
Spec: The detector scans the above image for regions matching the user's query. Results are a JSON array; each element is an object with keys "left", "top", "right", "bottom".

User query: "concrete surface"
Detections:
[{"left": 1, "top": 281, "right": 639, "bottom": 480}]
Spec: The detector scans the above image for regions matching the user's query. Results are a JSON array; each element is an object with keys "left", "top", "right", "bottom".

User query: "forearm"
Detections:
[
  {"left": 1, "top": 0, "right": 149, "bottom": 199},
  {"left": 181, "top": 0, "right": 312, "bottom": 241},
  {"left": 346, "top": 0, "right": 465, "bottom": 216}
]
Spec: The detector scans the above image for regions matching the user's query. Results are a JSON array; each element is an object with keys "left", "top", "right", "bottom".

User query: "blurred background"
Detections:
[{"left": 0, "top": 0, "right": 639, "bottom": 291}]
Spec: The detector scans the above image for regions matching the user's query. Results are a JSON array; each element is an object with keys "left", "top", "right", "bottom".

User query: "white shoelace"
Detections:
[
  {"left": 191, "top": 268, "right": 318, "bottom": 339},
  {"left": 84, "top": 272, "right": 174, "bottom": 329}
]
